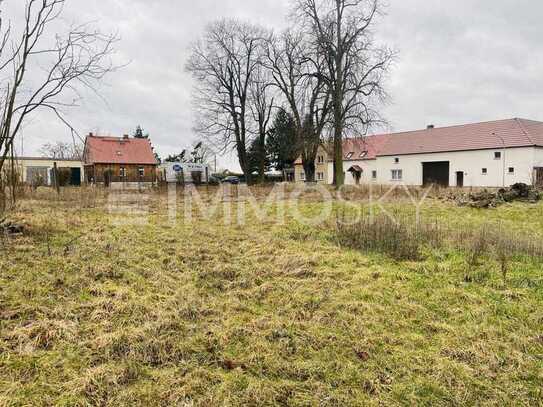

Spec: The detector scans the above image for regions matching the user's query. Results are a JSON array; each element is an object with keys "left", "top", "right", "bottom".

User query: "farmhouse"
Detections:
[
  {"left": 295, "top": 118, "right": 543, "bottom": 187},
  {"left": 83, "top": 134, "right": 158, "bottom": 186}
]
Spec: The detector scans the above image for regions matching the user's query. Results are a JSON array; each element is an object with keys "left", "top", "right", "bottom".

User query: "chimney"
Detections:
[
  {"left": 427, "top": 124, "right": 435, "bottom": 129},
  {"left": 122, "top": 134, "right": 129, "bottom": 140},
  {"left": 89, "top": 132, "right": 94, "bottom": 137}
]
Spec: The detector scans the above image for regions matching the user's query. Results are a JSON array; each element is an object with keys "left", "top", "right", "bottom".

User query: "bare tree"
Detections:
[
  {"left": 0, "top": 0, "right": 118, "bottom": 206},
  {"left": 186, "top": 19, "right": 268, "bottom": 184},
  {"left": 39, "top": 140, "right": 83, "bottom": 160},
  {"left": 249, "top": 64, "right": 274, "bottom": 183},
  {"left": 265, "top": 29, "right": 331, "bottom": 182},
  {"left": 296, "top": 0, "right": 394, "bottom": 186}
]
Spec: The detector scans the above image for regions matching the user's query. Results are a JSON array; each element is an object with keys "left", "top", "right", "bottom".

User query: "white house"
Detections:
[{"left": 313, "top": 118, "right": 543, "bottom": 188}]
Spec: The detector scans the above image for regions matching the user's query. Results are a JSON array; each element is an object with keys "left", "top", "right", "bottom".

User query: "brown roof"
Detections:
[
  {"left": 293, "top": 118, "right": 543, "bottom": 165},
  {"left": 376, "top": 118, "right": 543, "bottom": 156},
  {"left": 84, "top": 136, "right": 157, "bottom": 165},
  {"left": 342, "top": 134, "right": 390, "bottom": 161}
]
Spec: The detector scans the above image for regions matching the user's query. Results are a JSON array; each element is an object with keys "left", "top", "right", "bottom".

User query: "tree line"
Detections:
[{"left": 185, "top": 0, "right": 394, "bottom": 186}]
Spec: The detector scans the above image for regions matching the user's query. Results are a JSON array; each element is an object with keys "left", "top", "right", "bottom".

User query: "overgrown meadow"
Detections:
[{"left": 1, "top": 186, "right": 542, "bottom": 406}]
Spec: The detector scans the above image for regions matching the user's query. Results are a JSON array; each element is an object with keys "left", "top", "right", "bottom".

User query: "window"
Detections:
[
  {"left": 138, "top": 167, "right": 145, "bottom": 177},
  {"left": 120, "top": 167, "right": 126, "bottom": 177},
  {"left": 508, "top": 167, "right": 515, "bottom": 174},
  {"left": 317, "top": 155, "right": 324, "bottom": 164},
  {"left": 360, "top": 151, "right": 368, "bottom": 158},
  {"left": 482, "top": 168, "right": 488, "bottom": 175},
  {"left": 391, "top": 169, "right": 403, "bottom": 180},
  {"left": 372, "top": 170, "right": 377, "bottom": 180},
  {"left": 494, "top": 152, "right": 502, "bottom": 160},
  {"left": 300, "top": 172, "right": 305, "bottom": 180},
  {"left": 346, "top": 152, "right": 354, "bottom": 159},
  {"left": 394, "top": 157, "right": 400, "bottom": 164},
  {"left": 317, "top": 172, "right": 324, "bottom": 181}
]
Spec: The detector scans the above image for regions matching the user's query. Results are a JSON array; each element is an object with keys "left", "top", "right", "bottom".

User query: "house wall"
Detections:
[
  {"left": 337, "top": 146, "right": 537, "bottom": 187},
  {"left": 11, "top": 158, "right": 84, "bottom": 185},
  {"left": 88, "top": 163, "right": 157, "bottom": 183},
  {"left": 294, "top": 146, "right": 330, "bottom": 183}
]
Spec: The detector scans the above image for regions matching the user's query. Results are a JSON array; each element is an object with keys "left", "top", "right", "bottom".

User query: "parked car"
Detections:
[{"left": 222, "top": 176, "right": 240, "bottom": 185}]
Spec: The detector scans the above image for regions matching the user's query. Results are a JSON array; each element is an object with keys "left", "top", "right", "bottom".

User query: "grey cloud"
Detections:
[{"left": 6, "top": 0, "right": 543, "bottom": 170}]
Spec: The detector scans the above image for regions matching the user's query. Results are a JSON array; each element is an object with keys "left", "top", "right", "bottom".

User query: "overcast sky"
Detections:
[{"left": 6, "top": 0, "right": 543, "bottom": 170}]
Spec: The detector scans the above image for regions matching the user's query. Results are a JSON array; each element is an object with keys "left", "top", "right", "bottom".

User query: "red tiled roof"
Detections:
[
  {"left": 291, "top": 118, "right": 543, "bottom": 165},
  {"left": 376, "top": 118, "right": 543, "bottom": 156},
  {"left": 342, "top": 134, "right": 389, "bottom": 161},
  {"left": 84, "top": 136, "right": 158, "bottom": 165}
]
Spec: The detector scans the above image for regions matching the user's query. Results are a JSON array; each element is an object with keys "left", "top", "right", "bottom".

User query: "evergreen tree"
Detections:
[
  {"left": 133, "top": 125, "right": 148, "bottom": 139},
  {"left": 266, "top": 109, "right": 298, "bottom": 171},
  {"left": 247, "top": 138, "right": 271, "bottom": 176}
]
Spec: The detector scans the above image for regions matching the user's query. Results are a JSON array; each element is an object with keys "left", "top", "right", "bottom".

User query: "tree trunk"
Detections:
[
  {"left": 333, "top": 127, "right": 344, "bottom": 187},
  {"left": 258, "top": 134, "right": 266, "bottom": 184},
  {"left": 303, "top": 160, "right": 316, "bottom": 183}
]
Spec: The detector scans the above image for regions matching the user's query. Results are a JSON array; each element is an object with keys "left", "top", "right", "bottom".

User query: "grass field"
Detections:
[{"left": 1, "top": 187, "right": 542, "bottom": 406}]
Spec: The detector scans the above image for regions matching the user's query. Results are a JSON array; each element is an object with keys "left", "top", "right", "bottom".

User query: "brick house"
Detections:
[{"left": 83, "top": 134, "right": 158, "bottom": 186}]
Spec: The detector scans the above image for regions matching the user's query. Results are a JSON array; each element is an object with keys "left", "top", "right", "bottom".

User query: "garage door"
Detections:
[{"left": 422, "top": 162, "right": 450, "bottom": 187}]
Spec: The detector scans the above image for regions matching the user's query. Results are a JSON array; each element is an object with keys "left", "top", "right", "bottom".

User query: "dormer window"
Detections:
[
  {"left": 116, "top": 151, "right": 122, "bottom": 156},
  {"left": 346, "top": 152, "right": 354, "bottom": 159},
  {"left": 360, "top": 151, "right": 368, "bottom": 158}
]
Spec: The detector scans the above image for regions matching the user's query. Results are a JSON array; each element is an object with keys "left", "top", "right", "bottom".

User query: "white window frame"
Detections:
[
  {"left": 391, "top": 169, "right": 403, "bottom": 181},
  {"left": 372, "top": 170, "right": 377, "bottom": 180},
  {"left": 138, "top": 166, "right": 145, "bottom": 177},
  {"left": 120, "top": 167, "right": 126, "bottom": 177},
  {"left": 394, "top": 157, "right": 400, "bottom": 164},
  {"left": 482, "top": 168, "right": 488, "bottom": 175},
  {"left": 300, "top": 172, "right": 305, "bottom": 180},
  {"left": 508, "top": 167, "right": 515, "bottom": 174},
  {"left": 317, "top": 172, "right": 324, "bottom": 181},
  {"left": 494, "top": 151, "right": 502, "bottom": 160}
]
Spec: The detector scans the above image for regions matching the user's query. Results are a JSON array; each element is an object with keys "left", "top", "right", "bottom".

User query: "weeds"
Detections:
[
  {"left": 2, "top": 192, "right": 543, "bottom": 405},
  {"left": 334, "top": 212, "right": 443, "bottom": 260},
  {"left": 333, "top": 210, "right": 543, "bottom": 274}
]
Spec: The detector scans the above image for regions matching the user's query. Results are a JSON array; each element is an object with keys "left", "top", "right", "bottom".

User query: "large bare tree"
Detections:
[
  {"left": 186, "top": 19, "right": 269, "bottom": 184},
  {"left": 296, "top": 0, "right": 394, "bottom": 186},
  {"left": 0, "top": 0, "right": 118, "bottom": 206},
  {"left": 265, "top": 29, "right": 331, "bottom": 182},
  {"left": 249, "top": 63, "right": 274, "bottom": 183}
]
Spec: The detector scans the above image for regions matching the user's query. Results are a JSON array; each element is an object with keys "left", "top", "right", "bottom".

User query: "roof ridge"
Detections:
[{"left": 368, "top": 118, "right": 522, "bottom": 138}]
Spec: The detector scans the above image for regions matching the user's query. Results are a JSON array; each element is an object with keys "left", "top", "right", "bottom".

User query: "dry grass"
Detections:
[{"left": 1, "top": 187, "right": 542, "bottom": 405}]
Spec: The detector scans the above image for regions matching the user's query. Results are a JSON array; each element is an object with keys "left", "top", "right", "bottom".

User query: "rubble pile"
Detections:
[
  {"left": 453, "top": 183, "right": 541, "bottom": 208},
  {"left": 0, "top": 219, "right": 25, "bottom": 236}
]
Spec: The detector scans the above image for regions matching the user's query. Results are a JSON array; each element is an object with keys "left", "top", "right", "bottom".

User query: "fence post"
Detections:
[{"left": 53, "top": 162, "right": 60, "bottom": 194}]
